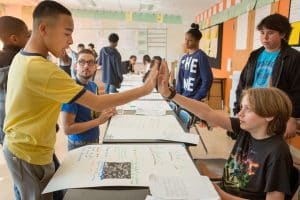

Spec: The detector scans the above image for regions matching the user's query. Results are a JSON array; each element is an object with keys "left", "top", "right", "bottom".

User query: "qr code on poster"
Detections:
[{"left": 102, "top": 162, "right": 131, "bottom": 179}]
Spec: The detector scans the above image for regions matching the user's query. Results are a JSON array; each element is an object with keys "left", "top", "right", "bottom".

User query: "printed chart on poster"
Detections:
[{"left": 44, "top": 144, "right": 202, "bottom": 193}]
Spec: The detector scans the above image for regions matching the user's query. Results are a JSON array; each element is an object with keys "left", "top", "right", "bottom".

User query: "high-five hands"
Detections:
[
  {"left": 143, "top": 63, "right": 159, "bottom": 94},
  {"left": 158, "top": 61, "right": 172, "bottom": 98}
]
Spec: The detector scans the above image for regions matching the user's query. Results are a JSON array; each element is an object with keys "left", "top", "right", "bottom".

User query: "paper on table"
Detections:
[
  {"left": 135, "top": 109, "right": 166, "bottom": 116},
  {"left": 118, "top": 100, "right": 171, "bottom": 112},
  {"left": 105, "top": 115, "right": 199, "bottom": 144},
  {"left": 149, "top": 174, "right": 188, "bottom": 199},
  {"left": 145, "top": 195, "right": 164, "bottom": 200},
  {"left": 138, "top": 93, "right": 164, "bottom": 100},
  {"left": 163, "top": 132, "right": 199, "bottom": 145},
  {"left": 149, "top": 174, "right": 220, "bottom": 200},
  {"left": 43, "top": 144, "right": 201, "bottom": 194}
]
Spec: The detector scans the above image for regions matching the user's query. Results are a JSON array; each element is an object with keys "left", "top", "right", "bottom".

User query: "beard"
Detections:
[{"left": 78, "top": 74, "right": 93, "bottom": 80}]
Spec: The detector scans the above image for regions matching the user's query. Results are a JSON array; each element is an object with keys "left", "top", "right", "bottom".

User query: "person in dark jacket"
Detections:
[
  {"left": 121, "top": 55, "right": 137, "bottom": 74},
  {"left": 0, "top": 15, "right": 30, "bottom": 200},
  {"left": 98, "top": 33, "right": 123, "bottom": 93},
  {"left": 233, "top": 14, "right": 300, "bottom": 139},
  {"left": 0, "top": 16, "right": 30, "bottom": 144}
]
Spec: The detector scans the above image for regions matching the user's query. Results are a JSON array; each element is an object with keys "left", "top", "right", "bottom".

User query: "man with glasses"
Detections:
[{"left": 61, "top": 49, "right": 115, "bottom": 150}]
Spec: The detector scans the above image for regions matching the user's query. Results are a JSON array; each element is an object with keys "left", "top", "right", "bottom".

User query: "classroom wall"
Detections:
[
  {"left": 0, "top": 3, "right": 185, "bottom": 64},
  {"left": 197, "top": 0, "right": 300, "bottom": 150},
  {"left": 196, "top": 0, "right": 293, "bottom": 112}
]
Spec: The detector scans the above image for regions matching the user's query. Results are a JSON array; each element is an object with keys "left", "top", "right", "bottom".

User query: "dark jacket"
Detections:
[
  {"left": 121, "top": 60, "right": 134, "bottom": 74},
  {"left": 0, "top": 45, "right": 21, "bottom": 144},
  {"left": 234, "top": 43, "right": 300, "bottom": 118},
  {"left": 98, "top": 47, "right": 123, "bottom": 88}
]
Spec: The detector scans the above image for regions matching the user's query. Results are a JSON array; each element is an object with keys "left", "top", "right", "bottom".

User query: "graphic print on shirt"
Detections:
[
  {"left": 181, "top": 56, "right": 198, "bottom": 92},
  {"left": 223, "top": 141, "right": 259, "bottom": 190},
  {"left": 252, "top": 50, "right": 279, "bottom": 88}
]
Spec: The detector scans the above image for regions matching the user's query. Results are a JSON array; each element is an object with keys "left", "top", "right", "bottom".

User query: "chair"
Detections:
[
  {"left": 169, "top": 101, "right": 178, "bottom": 114},
  {"left": 194, "top": 158, "right": 227, "bottom": 182}
]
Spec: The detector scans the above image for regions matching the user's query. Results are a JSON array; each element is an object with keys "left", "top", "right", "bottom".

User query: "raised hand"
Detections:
[
  {"left": 143, "top": 63, "right": 159, "bottom": 93},
  {"left": 158, "top": 61, "right": 171, "bottom": 97}
]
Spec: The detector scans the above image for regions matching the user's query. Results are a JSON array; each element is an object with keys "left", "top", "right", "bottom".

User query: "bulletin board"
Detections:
[{"left": 200, "top": 23, "right": 223, "bottom": 69}]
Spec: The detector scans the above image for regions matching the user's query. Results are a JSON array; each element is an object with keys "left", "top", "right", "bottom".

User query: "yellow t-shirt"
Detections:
[{"left": 4, "top": 52, "right": 84, "bottom": 165}]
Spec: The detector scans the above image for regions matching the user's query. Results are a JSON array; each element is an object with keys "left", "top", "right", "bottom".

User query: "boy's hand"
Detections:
[
  {"left": 158, "top": 61, "right": 171, "bottom": 97},
  {"left": 143, "top": 63, "right": 159, "bottom": 93},
  {"left": 97, "top": 108, "right": 115, "bottom": 124}
]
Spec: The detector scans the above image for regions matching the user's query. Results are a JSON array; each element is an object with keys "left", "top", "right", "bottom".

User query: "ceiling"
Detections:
[{"left": 0, "top": 0, "right": 219, "bottom": 23}]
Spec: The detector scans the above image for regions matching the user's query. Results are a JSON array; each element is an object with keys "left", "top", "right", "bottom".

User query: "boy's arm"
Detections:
[
  {"left": 76, "top": 65, "right": 158, "bottom": 112},
  {"left": 61, "top": 111, "right": 112, "bottom": 135},
  {"left": 158, "top": 61, "right": 232, "bottom": 131}
]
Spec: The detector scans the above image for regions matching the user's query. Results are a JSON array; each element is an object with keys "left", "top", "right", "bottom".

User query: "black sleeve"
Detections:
[
  {"left": 230, "top": 117, "right": 241, "bottom": 134},
  {"left": 286, "top": 51, "right": 300, "bottom": 118},
  {"left": 264, "top": 151, "right": 293, "bottom": 195}
]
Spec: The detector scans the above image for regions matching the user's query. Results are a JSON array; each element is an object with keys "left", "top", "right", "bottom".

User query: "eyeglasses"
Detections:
[{"left": 78, "top": 59, "right": 95, "bottom": 66}]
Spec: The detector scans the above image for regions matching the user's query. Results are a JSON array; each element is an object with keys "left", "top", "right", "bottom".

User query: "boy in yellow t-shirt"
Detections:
[{"left": 2, "top": 1, "right": 158, "bottom": 200}]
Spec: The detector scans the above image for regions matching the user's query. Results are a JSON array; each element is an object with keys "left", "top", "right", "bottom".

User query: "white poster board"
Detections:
[
  {"left": 44, "top": 144, "right": 205, "bottom": 193},
  {"left": 105, "top": 115, "right": 199, "bottom": 144},
  {"left": 252, "top": 4, "right": 271, "bottom": 50},
  {"left": 236, "top": 12, "right": 249, "bottom": 50}
]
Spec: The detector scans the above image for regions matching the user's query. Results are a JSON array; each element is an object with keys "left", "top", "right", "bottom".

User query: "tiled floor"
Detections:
[{"left": 1, "top": 120, "right": 299, "bottom": 199}]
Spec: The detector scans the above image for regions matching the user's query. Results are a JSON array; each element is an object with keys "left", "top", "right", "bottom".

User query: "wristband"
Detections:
[{"left": 166, "top": 87, "right": 176, "bottom": 100}]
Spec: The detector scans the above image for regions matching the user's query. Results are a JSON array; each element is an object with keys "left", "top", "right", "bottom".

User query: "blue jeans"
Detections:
[
  {"left": 68, "top": 139, "right": 99, "bottom": 151},
  {"left": 104, "top": 84, "right": 118, "bottom": 94}
]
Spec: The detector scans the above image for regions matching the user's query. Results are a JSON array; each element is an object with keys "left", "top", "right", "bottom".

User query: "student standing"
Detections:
[
  {"left": 0, "top": 15, "right": 30, "bottom": 200},
  {"left": 176, "top": 23, "right": 213, "bottom": 101},
  {"left": 233, "top": 14, "right": 300, "bottom": 139},
  {"left": 98, "top": 33, "right": 123, "bottom": 93}
]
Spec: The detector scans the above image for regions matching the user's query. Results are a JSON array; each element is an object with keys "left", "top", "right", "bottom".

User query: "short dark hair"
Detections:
[
  {"left": 257, "top": 13, "right": 291, "bottom": 41},
  {"left": 108, "top": 33, "right": 119, "bottom": 43},
  {"left": 186, "top": 23, "right": 202, "bottom": 41},
  {"left": 129, "top": 55, "right": 137, "bottom": 59},
  {"left": 33, "top": 0, "right": 71, "bottom": 27},
  {"left": 0, "top": 16, "right": 27, "bottom": 41},
  {"left": 143, "top": 55, "right": 151, "bottom": 65},
  {"left": 88, "top": 43, "right": 95, "bottom": 49},
  {"left": 77, "top": 43, "right": 85, "bottom": 48},
  {"left": 152, "top": 56, "right": 162, "bottom": 63},
  {"left": 77, "top": 49, "right": 96, "bottom": 59}
]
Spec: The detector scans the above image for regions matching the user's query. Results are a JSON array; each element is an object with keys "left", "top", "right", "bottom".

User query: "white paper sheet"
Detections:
[
  {"left": 105, "top": 115, "right": 199, "bottom": 144},
  {"left": 43, "top": 144, "right": 201, "bottom": 194},
  {"left": 138, "top": 93, "right": 164, "bottom": 100},
  {"left": 136, "top": 109, "right": 166, "bottom": 116},
  {"left": 145, "top": 195, "right": 163, "bottom": 200},
  {"left": 236, "top": 12, "right": 248, "bottom": 50},
  {"left": 289, "top": 0, "right": 300, "bottom": 23},
  {"left": 149, "top": 174, "right": 220, "bottom": 200},
  {"left": 118, "top": 100, "right": 171, "bottom": 112},
  {"left": 252, "top": 4, "right": 271, "bottom": 50}
]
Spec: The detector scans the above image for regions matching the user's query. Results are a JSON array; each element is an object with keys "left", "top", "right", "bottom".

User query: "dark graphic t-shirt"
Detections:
[{"left": 221, "top": 118, "right": 294, "bottom": 200}]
